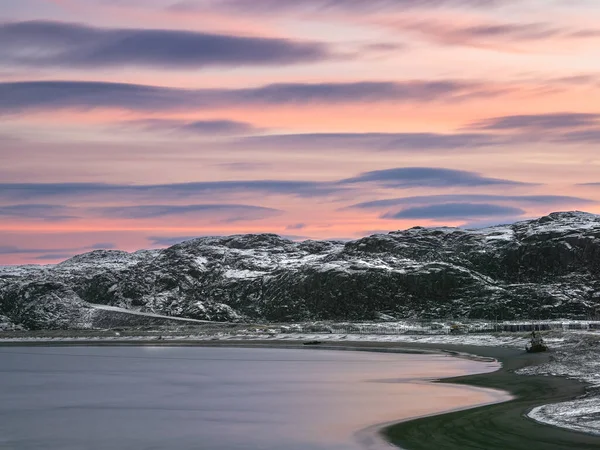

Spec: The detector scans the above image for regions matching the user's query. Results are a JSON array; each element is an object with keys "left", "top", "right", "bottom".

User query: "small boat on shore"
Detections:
[{"left": 526, "top": 331, "right": 548, "bottom": 353}]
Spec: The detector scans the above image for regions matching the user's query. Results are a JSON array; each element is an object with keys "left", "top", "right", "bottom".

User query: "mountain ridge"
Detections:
[{"left": 2, "top": 211, "right": 600, "bottom": 330}]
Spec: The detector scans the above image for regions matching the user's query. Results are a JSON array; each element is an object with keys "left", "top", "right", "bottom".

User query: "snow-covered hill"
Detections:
[{"left": 1, "top": 211, "right": 600, "bottom": 329}]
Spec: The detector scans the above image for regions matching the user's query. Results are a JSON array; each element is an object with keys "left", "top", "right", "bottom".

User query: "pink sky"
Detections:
[{"left": 1, "top": 0, "right": 600, "bottom": 264}]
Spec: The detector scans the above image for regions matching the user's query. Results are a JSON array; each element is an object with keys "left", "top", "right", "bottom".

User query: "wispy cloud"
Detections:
[
  {"left": 0, "top": 180, "right": 345, "bottom": 202},
  {"left": 94, "top": 204, "right": 281, "bottom": 220},
  {"left": 0, "top": 242, "right": 115, "bottom": 256},
  {"left": 0, "top": 202, "right": 282, "bottom": 223},
  {"left": 341, "top": 167, "right": 531, "bottom": 188},
  {"left": 0, "top": 168, "right": 534, "bottom": 205},
  {"left": 349, "top": 194, "right": 594, "bottom": 209},
  {"left": 557, "top": 130, "right": 600, "bottom": 144},
  {"left": 216, "top": 162, "right": 271, "bottom": 172},
  {"left": 0, "top": 203, "right": 77, "bottom": 221},
  {"left": 172, "top": 0, "right": 508, "bottom": 14},
  {"left": 0, "top": 20, "right": 331, "bottom": 69},
  {"left": 382, "top": 202, "right": 525, "bottom": 220},
  {"left": 286, "top": 223, "right": 307, "bottom": 230},
  {"left": 0, "top": 79, "right": 504, "bottom": 114},
  {"left": 123, "top": 118, "right": 260, "bottom": 136},
  {"left": 465, "top": 112, "right": 600, "bottom": 144},
  {"left": 386, "top": 19, "right": 600, "bottom": 51},
  {"left": 35, "top": 253, "right": 79, "bottom": 261},
  {"left": 233, "top": 132, "right": 504, "bottom": 151},
  {"left": 468, "top": 113, "right": 600, "bottom": 131}
]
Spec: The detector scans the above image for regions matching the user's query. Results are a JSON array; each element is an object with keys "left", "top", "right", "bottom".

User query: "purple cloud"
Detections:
[
  {"left": 124, "top": 118, "right": 260, "bottom": 136},
  {"left": 0, "top": 20, "right": 330, "bottom": 69},
  {"left": 234, "top": 132, "right": 504, "bottom": 151},
  {"left": 469, "top": 113, "right": 600, "bottom": 131},
  {"left": 172, "top": 0, "right": 507, "bottom": 14},
  {"left": 342, "top": 167, "right": 531, "bottom": 188},
  {"left": 0, "top": 80, "right": 502, "bottom": 114},
  {"left": 94, "top": 204, "right": 281, "bottom": 220},
  {"left": 0, "top": 180, "right": 345, "bottom": 202},
  {"left": 382, "top": 202, "right": 525, "bottom": 220},
  {"left": 349, "top": 194, "right": 594, "bottom": 210}
]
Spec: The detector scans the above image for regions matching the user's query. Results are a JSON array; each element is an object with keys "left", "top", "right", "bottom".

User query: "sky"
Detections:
[{"left": 1, "top": 0, "right": 600, "bottom": 264}]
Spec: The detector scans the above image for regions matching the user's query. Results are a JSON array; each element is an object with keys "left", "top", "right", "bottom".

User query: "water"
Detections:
[{"left": 0, "top": 346, "right": 508, "bottom": 450}]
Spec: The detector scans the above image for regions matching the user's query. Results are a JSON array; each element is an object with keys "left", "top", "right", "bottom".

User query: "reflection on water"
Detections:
[{"left": 0, "top": 346, "right": 509, "bottom": 450}]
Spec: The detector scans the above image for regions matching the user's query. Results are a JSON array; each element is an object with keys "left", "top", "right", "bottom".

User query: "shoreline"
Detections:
[
  {"left": 382, "top": 344, "right": 600, "bottom": 450},
  {"left": 1, "top": 338, "right": 599, "bottom": 449}
]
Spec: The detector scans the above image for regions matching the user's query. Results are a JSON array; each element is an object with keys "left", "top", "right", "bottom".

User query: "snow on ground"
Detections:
[
  {"left": 529, "top": 398, "right": 600, "bottom": 436},
  {"left": 517, "top": 334, "right": 600, "bottom": 436},
  {"left": 0, "top": 330, "right": 529, "bottom": 348},
  {"left": 223, "top": 269, "right": 267, "bottom": 279},
  {"left": 0, "top": 264, "right": 49, "bottom": 277},
  {"left": 0, "top": 315, "right": 23, "bottom": 331},
  {"left": 201, "top": 332, "right": 530, "bottom": 348},
  {"left": 88, "top": 304, "right": 213, "bottom": 323}
]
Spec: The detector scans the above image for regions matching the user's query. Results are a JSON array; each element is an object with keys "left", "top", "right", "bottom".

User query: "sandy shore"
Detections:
[{"left": 1, "top": 337, "right": 599, "bottom": 449}]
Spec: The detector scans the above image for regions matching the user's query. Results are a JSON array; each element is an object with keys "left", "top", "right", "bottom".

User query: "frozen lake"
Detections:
[{"left": 0, "top": 346, "right": 508, "bottom": 450}]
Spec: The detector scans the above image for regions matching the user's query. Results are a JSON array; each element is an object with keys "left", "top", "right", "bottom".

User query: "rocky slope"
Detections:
[{"left": 1, "top": 211, "right": 600, "bottom": 329}]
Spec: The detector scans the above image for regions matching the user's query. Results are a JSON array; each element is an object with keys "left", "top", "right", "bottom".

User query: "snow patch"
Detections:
[
  {"left": 223, "top": 269, "right": 267, "bottom": 279},
  {"left": 529, "top": 398, "right": 600, "bottom": 436},
  {"left": 88, "top": 304, "right": 212, "bottom": 323}
]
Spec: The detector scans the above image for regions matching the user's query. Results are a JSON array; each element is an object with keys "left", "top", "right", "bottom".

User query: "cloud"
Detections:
[
  {"left": 465, "top": 112, "right": 600, "bottom": 144},
  {"left": 362, "top": 42, "right": 407, "bottom": 53},
  {"left": 125, "top": 118, "right": 260, "bottom": 136},
  {"left": 0, "top": 171, "right": 533, "bottom": 210},
  {"left": 286, "top": 223, "right": 307, "bottom": 230},
  {"left": 0, "top": 202, "right": 281, "bottom": 225},
  {"left": 557, "top": 130, "right": 600, "bottom": 144},
  {"left": 342, "top": 167, "right": 530, "bottom": 188},
  {"left": 180, "top": 120, "right": 258, "bottom": 135},
  {"left": 0, "top": 81, "right": 194, "bottom": 114},
  {"left": 0, "top": 20, "right": 330, "bottom": 69},
  {"left": 234, "top": 132, "right": 504, "bottom": 151},
  {"left": 383, "top": 203, "right": 525, "bottom": 220},
  {"left": 460, "top": 216, "right": 534, "bottom": 229},
  {"left": 0, "top": 204, "right": 77, "bottom": 221},
  {"left": 0, "top": 133, "right": 20, "bottom": 142},
  {"left": 35, "top": 253, "right": 78, "bottom": 261},
  {"left": 89, "top": 242, "right": 117, "bottom": 249},
  {"left": 147, "top": 235, "right": 205, "bottom": 246},
  {"left": 349, "top": 194, "right": 594, "bottom": 210},
  {"left": 0, "top": 245, "right": 51, "bottom": 255},
  {"left": 173, "top": 0, "right": 506, "bottom": 14},
  {"left": 0, "top": 79, "right": 503, "bottom": 114},
  {"left": 0, "top": 180, "right": 344, "bottom": 202},
  {"left": 216, "top": 162, "right": 271, "bottom": 171},
  {"left": 469, "top": 113, "right": 600, "bottom": 131},
  {"left": 389, "top": 20, "right": 600, "bottom": 50},
  {"left": 0, "top": 242, "right": 116, "bottom": 256},
  {"left": 95, "top": 204, "right": 281, "bottom": 220},
  {"left": 240, "top": 80, "right": 500, "bottom": 103}
]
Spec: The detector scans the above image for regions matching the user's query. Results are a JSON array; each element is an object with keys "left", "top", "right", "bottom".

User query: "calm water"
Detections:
[{"left": 0, "top": 346, "right": 508, "bottom": 450}]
